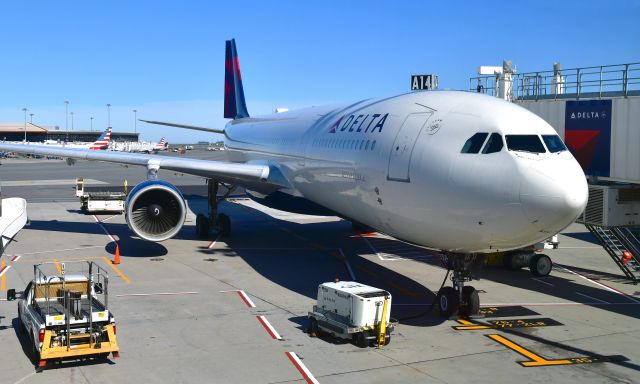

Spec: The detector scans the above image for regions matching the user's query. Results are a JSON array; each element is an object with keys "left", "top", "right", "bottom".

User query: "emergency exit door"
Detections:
[{"left": 387, "top": 113, "right": 431, "bottom": 182}]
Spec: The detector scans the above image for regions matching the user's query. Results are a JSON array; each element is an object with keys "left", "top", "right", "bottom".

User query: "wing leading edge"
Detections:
[{"left": 0, "top": 143, "right": 281, "bottom": 193}]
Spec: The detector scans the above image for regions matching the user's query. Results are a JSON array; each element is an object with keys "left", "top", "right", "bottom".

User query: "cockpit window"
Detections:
[
  {"left": 505, "top": 135, "right": 546, "bottom": 153},
  {"left": 542, "top": 135, "right": 567, "bottom": 153},
  {"left": 482, "top": 133, "right": 504, "bottom": 154},
  {"left": 461, "top": 132, "right": 488, "bottom": 154}
]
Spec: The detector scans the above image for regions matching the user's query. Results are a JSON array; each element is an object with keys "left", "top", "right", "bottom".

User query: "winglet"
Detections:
[{"left": 224, "top": 39, "right": 250, "bottom": 119}]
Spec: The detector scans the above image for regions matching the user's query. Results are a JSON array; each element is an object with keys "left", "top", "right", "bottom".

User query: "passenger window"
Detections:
[
  {"left": 506, "top": 135, "right": 546, "bottom": 153},
  {"left": 365, "top": 140, "right": 370, "bottom": 150},
  {"left": 542, "top": 135, "right": 567, "bottom": 153},
  {"left": 371, "top": 140, "right": 376, "bottom": 150},
  {"left": 461, "top": 132, "right": 489, "bottom": 153},
  {"left": 482, "top": 133, "right": 504, "bottom": 154}
]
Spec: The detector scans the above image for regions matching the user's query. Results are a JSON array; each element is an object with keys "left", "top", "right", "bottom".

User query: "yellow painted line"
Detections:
[
  {"left": 355, "top": 264, "right": 377, "bottom": 277},
  {"left": 454, "top": 319, "right": 492, "bottom": 330},
  {"left": 53, "top": 259, "right": 62, "bottom": 274},
  {"left": 388, "top": 281, "right": 418, "bottom": 298},
  {"left": 1, "top": 260, "right": 6, "bottom": 291},
  {"left": 488, "top": 334, "right": 572, "bottom": 366},
  {"left": 101, "top": 257, "right": 130, "bottom": 284}
]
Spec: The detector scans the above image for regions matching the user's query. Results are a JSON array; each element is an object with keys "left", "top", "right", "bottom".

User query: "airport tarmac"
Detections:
[{"left": 0, "top": 154, "right": 639, "bottom": 383}]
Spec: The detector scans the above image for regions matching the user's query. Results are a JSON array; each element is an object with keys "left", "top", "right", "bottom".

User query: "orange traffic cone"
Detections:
[{"left": 113, "top": 244, "right": 121, "bottom": 265}]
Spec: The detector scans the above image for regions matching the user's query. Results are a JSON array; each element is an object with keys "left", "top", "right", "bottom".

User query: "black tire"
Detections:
[
  {"left": 309, "top": 318, "right": 320, "bottom": 336},
  {"left": 355, "top": 331, "right": 369, "bottom": 348},
  {"left": 437, "top": 287, "right": 459, "bottom": 317},
  {"left": 217, "top": 213, "right": 231, "bottom": 237},
  {"left": 461, "top": 286, "right": 480, "bottom": 316},
  {"left": 196, "top": 214, "right": 210, "bottom": 239},
  {"left": 530, "top": 254, "right": 552, "bottom": 276}
]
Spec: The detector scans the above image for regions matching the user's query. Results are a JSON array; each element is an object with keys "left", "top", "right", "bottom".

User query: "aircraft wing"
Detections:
[{"left": 0, "top": 143, "right": 281, "bottom": 193}]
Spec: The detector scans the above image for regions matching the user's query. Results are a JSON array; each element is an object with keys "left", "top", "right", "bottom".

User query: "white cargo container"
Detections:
[{"left": 308, "top": 281, "right": 394, "bottom": 348}]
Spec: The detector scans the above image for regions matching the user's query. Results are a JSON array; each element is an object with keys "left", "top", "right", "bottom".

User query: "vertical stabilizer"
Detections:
[
  {"left": 224, "top": 39, "right": 250, "bottom": 119},
  {"left": 89, "top": 127, "right": 112, "bottom": 150}
]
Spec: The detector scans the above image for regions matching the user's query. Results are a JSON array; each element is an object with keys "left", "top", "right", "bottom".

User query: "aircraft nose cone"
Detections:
[{"left": 519, "top": 159, "right": 588, "bottom": 232}]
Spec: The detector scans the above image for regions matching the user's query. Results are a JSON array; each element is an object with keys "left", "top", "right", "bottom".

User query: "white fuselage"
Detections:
[{"left": 223, "top": 91, "right": 588, "bottom": 253}]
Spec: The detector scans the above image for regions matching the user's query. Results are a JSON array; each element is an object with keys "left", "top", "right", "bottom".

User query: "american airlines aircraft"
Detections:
[
  {"left": 41, "top": 127, "right": 112, "bottom": 150},
  {"left": 0, "top": 39, "right": 588, "bottom": 317}
]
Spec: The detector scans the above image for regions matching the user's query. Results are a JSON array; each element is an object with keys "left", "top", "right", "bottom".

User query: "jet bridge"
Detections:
[{"left": 470, "top": 62, "right": 640, "bottom": 280}]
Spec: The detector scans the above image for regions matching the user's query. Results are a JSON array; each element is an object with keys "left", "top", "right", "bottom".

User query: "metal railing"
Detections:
[{"left": 470, "top": 62, "right": 640, "bottom": 100}]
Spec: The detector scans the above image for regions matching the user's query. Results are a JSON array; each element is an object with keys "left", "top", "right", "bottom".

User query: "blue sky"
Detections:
[{"left": 0, "top": 1, "right": 638, "bottom": 142}]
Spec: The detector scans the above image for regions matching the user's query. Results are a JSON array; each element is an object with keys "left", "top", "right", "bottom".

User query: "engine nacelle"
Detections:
[{"left": 125, "top": 180, "right": 187, "bottom": 242}]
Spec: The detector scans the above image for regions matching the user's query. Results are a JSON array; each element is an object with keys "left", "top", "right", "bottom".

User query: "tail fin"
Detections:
[
  {"left": 89, "top": 127, "right": 112, "bottom": 150},
  {"left": 224, "top": 39, "right": 250, "bottom": 119}
]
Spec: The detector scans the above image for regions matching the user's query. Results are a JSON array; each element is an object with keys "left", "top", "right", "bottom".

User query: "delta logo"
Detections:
[{"left": 329, "top": 113, "right": 389, "bottom": 134}]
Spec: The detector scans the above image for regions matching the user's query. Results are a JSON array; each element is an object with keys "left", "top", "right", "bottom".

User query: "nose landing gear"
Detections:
[
  {"left": 437, "top": 253, "right": 484, "bottom": 318},
  {"left": 195, "top": 179, "right": 235, "bottom": 239}
]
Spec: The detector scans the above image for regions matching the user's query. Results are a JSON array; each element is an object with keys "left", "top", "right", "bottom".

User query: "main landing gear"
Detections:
[
  {"left": 195, "top": 179, "right": 235, "bottom": 239},
  {"left": 437, "top": 253, "right": 485, "bottom": 318}
]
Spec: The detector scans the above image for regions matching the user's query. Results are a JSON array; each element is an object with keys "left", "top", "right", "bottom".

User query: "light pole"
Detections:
[
  {"left": 65, "top": 100, "right": 69, "bottom": 131},
  {"left": 22, "top": 107, "right": 28, "bottom": 142},
  {"left": 29, "top": 113, "right": 34, "bottom": 124},
  {"left": 90, "top": 117, "right": 94, "bottom": 131},
  {"left": 133, "top": 109, "right": 137, "bottom": 134},
  {"left": 107, "top": 104, "right": 111, "bottom": 128},
  {"left": 70, "top": 112, "right": 74, "bottom": 131}
]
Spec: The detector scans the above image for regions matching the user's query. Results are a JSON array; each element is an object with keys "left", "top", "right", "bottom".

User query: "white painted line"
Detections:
[
  {"left": 559, "top": 246, "right": 602, "bottom": 249},
  {"left": 99, "top": 214, "right": 119, "bottom": 222},
  {"left": 10, "top": 255, "right": 21, "bottom": 262},
  {"left": 257, "top": 315, "right": 282, "bottom": 340},
  {"left": 8, "top": 245, "right": 103, "bottom": 256},
  {"left": 361, "top": 237, "right": 385, "bottom": 261},
  {"left": 532, "top": 278, "right": 555, "bottom": 287},
  {"left": 208, "top": 235, "right": 221, "bottom": 249},
  {"left": 0, "top": 265, "right": 11, "bottom": 277},
  {"left": 556, "top": 264, "right": 640, "bottom": 303},
  {"left": 92, "top": 215, "right": 117, "bottom": 242},
  {"left": 285, "top": 351, "right": 319, "bottom": 384},
  {"left": 116, "top": 291, "right": 199, "bottom": 297},
  {"left": 576, "top": 292, "right": 610, "bottom": 304},
  {"left": 481, "top": 302, "right": 639, "bottom": 307},
  {"left": 345, "top": 259, "right": 356, "bottom": 280}
]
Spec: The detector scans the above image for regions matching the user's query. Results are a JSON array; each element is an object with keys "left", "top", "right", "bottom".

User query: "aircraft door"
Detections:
[{"left": 387, "top": 113, "right": 432, "bottom": 182}]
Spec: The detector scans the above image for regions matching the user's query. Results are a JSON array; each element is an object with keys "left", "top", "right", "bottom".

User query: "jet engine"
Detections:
[{"left": 125, "top": 180, "right": 187, "bottom": 242}]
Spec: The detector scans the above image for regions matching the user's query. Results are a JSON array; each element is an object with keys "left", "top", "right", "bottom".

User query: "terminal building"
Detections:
[
  {"left": 0, "top": 123, "right": 139, "bottom": 142},
  {"left": 470, "top": 61, "right": 640, "bottom": 282}
]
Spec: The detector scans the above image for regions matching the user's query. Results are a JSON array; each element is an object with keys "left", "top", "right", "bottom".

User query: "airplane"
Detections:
[
  {"left": 40, "top": 127, "right": 112, "bottom": 150},
  {"left": 0, "top": 39, "right": 588, "bottom": 317},
  {"left": 110, "top": 137, "right": 168, "bottom": 153}
]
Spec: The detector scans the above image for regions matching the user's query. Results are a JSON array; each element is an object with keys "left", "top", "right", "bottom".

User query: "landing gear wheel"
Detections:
[
  {"left": 530, "top": 254, "right": 552, "bottom": 276},
  {"left": 460, "top": 286, "right": 480, "bottom": 316},
  {"left": 195, "top": 214, "right": 210, "bottom": 239},
  {"left": 309, "top": 318, "right": 320, "bottom": 337},
  {"left": 437, "top": 287, "right": 459, "bottom": 318},
  {"left": 216, "top": 213, "right": 231, "bottom": 237},
  {"left": 355, "top": 331, "right": 369, "bottom": 348}
]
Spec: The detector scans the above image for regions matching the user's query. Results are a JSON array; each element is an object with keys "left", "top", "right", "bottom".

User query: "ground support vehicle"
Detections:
[
  {"left": 76, "top": 178, "right": 125, "bottom": 213},
  {"left": 7, "top": 261, "right": 119, "bottom": 370},
  {"left": 308, "top": 281, "right": 395, "bottom": 348}
]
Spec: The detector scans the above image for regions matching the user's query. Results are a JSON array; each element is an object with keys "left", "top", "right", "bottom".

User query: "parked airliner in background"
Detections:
[
  {"left": 41, "top": 127, "right": 112, "bottom": 150},
  {"left": 110, "top": 137, "right": 168, "bottom": 153},
  {"left": 0, "top": 39, "right": 588, "bottom": 317}
]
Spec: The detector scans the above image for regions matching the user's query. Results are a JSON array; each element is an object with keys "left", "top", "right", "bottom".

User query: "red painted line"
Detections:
[
  {"left": 236, "top": 290, "right": 256, "bottom": 308},
  {"left": 257, "top": 315, "right": 282, "bottom": 340},
  {"left": 0, "top": 265, "right": 10, "bottom": 277},
  {"left": 285, "top": 352, "right": 319, "bottom": 384},
  {"left": 11, "top": 255, "right": 20, "bottom": 262}
]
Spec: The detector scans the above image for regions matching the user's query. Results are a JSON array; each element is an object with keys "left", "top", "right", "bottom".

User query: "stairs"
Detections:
[{"left": 585, "top": 224, "right": 640, "bottom": 284}]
